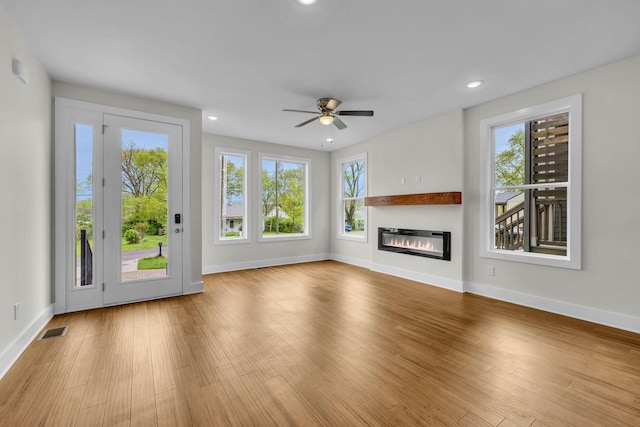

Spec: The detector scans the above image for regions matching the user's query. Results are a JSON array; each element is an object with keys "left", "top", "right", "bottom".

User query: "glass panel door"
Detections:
[{"left": 103, "top": 114, "right": 183, "bottom": 305}]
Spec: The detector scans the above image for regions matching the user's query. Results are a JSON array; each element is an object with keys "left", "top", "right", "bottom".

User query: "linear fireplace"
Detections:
[{"left": 378, "top": 228, "right": 451, "bottom": 260}]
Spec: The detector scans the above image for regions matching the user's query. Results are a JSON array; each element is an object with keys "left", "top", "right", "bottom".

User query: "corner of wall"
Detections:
[{"left": 0, "top": 305, "right": 53, "bottom": 380}]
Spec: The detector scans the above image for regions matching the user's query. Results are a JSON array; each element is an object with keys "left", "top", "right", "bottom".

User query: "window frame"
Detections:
[
  {"left": 214, "top": 147, "right": 251, "bottom": 245},
  {"left": 337, "top": 152, "right": 368, "bottom": 242},
  {"left": 479, "top": 94, "right": 582, "bottom": 269},
  {"left": 258, "top": 152, "right": 311, "bottom": 242}
]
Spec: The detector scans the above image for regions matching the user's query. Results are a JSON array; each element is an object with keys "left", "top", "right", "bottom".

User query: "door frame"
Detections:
[{"left": 54, "top": 97, "right": 192, "bottom": 314}]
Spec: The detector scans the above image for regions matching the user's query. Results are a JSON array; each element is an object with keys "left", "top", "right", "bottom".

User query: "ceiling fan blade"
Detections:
[
  {"left": 337, "top": 110, "right": 374, "bottom": 117},
  {"left": 283, "top": 109, "right": 319, "bottom": 114},
  {"left": 295, "top": 116, "right": 320, "bottom": 128},
  {"left": 333, "top": 116, "right": 347, "bottom": 130}
]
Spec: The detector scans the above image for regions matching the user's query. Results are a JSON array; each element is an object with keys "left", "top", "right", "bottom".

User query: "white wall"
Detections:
[
  {"left": 331, "top": 110, "right": 465, "bottom": 291},
  {"left": 0, "top": 3, "right": 52, "bottom": 374},
  {"left": 52, "top": 82, "right": 203, "bottom": 289},
  {"left": 464, "top": 56, "right": 640, "bottom": 331},
  {"left": 202, "top": 134, "right": 331, "bottom": 273}
]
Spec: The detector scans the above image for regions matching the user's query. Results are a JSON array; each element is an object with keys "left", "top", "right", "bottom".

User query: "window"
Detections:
[
  {"left": 260, "top": 154, "right": 309, "bottom": 240},
  {"left": 480, "top": 94, "right": 582, "bottom": 269},
  {"left": 216, "top": 148, "right": 249, "bottom": 244},
  {"left": 338, "top": 153, "right": 367, "bottom": 241},
  {"left": 75, "top": 123, "right": 95, "bottom": 287}
]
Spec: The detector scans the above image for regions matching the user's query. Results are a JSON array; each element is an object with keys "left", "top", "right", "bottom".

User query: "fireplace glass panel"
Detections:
[
  {"left": 378, "top": 228, "right": 451, "bottom": 260},
  {"left": 381, "top": 234, "right": 443, "bottom": 255}
]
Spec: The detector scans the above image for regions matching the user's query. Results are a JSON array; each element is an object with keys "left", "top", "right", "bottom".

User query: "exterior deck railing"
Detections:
[{"left": 495, "top": 202, "right": 525, "bottom": 250}]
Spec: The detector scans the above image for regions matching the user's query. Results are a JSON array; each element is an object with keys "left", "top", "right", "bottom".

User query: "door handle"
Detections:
[{"left": 175, "top": 228, "right": 181, "bottom": 233}]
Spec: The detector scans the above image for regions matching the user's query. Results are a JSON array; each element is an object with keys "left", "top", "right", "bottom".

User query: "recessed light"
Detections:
[
  {"left": 326, "top": 137, "right": 333, "bottom": 142},
  {"left": 466, "top": 80, "right": 483, "bottom": 88},
  {"left": 297, "top": 0, "right": 318, "bottom": 5},
  {"left": 207, "top": 115, "right": 218, "bottom": 121}
]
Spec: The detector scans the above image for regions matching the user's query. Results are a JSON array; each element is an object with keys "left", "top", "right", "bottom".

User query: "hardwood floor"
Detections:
[{"left": 1, "top": 260, "right": 639, "bottom": 426}]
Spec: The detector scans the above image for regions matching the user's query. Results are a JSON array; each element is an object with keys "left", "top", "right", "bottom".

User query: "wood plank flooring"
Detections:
[{"left": 1, "top": 260, "right": 639, "bottom": 426}]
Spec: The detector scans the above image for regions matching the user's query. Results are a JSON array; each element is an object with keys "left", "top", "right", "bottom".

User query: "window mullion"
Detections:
[{"left": 524, "top": 120, "right": 532, "bottom": 251}]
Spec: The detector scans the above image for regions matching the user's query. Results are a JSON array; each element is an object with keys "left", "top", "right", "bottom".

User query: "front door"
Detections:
[
  {"left": 102, "top": 114, "right": 183, "bottom": 305},
  {"left": 55, "top": 98, "right": 188, "bottom": 313}
]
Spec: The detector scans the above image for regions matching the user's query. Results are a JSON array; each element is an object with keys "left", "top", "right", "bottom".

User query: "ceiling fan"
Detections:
[{"left": 283, "top": 98, "right": 374, "bottom": 130}]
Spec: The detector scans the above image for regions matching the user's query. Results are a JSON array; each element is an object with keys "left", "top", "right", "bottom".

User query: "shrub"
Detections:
[
  {"left": 263, "top": 218, "right": 303, "bottom": 234},
  {"left": 122, "top": 218, "right": 164, "bottom": 236},
  {"left": 124, "top": 229, "right": 140, "bottom": 244}
]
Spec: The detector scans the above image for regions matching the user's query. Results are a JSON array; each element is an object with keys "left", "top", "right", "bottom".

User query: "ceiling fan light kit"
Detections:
[
  {"left": 319, "top": 114, "right": 333, "bottom": 125},
  {"left": 283, "top": 97, "right": 374, "bottom": 130}
]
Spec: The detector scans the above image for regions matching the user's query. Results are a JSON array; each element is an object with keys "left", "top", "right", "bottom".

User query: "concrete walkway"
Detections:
[
  {"left": 77, "top": 258, "right": 166, "bottom": 286},
  {"left": 121, "top": 258, "right": 166, "bottom": 281}
]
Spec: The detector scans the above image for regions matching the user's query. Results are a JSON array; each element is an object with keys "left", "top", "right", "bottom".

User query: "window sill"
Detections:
[
  {"left": 337, "top": 234, "right": 367, "bottom": 243},
  {"left": 259, "top": 233, "right": 310, "bottom": 243},
  {"left": 480, "top": 248, "right": 580, "bottom": 270},
  {"left": 214, "top": 238, "right": 251, "bottom": 246}
]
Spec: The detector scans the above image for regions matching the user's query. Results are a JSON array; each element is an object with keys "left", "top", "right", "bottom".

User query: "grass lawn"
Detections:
[
  {"left": 77, "top": 233, "right": 168, "bottom": 256},
  {"left": 138, "top": 255, "right": 167, "bottom": 270},
  {"left": 122, "top": 234, "right": 168, "bottom": 252}
]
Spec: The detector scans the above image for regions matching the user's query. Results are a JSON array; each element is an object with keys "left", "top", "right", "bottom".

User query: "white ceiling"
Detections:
[{"left": 4, "top": 0, "right": 640, "bottom": 151}]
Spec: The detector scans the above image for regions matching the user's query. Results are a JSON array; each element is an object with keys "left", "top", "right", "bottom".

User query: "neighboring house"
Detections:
[
  {"left": 495, "top": 192, "right": 523, "bottom": 216},
  {"left": 222, "top": 202, "right": 243, "bottom": 233},
  {"left": 264, "top": 207, "right": 290, "bottom": 220}
]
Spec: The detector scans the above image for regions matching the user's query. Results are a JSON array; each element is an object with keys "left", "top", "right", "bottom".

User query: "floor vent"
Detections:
[{"left": 40, "top": 326, "right": 68, "bottom": 340}]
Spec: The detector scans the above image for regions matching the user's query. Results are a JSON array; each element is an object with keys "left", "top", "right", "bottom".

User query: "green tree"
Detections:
[
  {"left": 222, "top": 158, "right": 244, "bottom": 201},
  {"left": 261, "top": 167, "right": 277, "bottom": 232},
  {"left": 76, "top": 199, "right": 94, "bottom": 240},
  {"left": 495, "top": 129, "right": 525, "bottom": 187},
  {"left": 279, "top": 166, "right": 305, "bottom": 233},
  {"left": 261, "top": 168, "right": 276, "bottom": 218},
  {"left": 121, "top": 141, "right": 167, "bottom": 197},
  {"left": 121, "top": 142, "right": 168, "bottom": 235},
  {"left": 122, "top": 194, "right": 167, "bottom": 233}
]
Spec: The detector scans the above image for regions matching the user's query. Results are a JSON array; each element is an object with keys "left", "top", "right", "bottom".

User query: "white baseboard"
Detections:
[
  {"left": 369, "top": 262, "right": 464, "bottom": 293},
  {"left": 184, "top": 280, "right": 204, "bottom": 295},
  {"left": 329, "top": 254, "right": 371, "bottom": 270},
  {"left": 465, "top": 281, "right": 640, "bottom": 334},
  {"left": 0, "top": 304, "right": 54, "bottom": 380},
  {"left": 203, "top": 253, "right": 330, "bottom": 274}
]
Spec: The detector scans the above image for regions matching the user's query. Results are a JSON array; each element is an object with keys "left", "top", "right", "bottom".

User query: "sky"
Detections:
[{"left": 493, "top": 122, "right": 523, "bottom": 156}]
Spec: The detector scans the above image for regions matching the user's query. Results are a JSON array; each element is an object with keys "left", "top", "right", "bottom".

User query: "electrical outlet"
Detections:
[
  {"left": 416, "top": 175, "right": 421, "bottom": 183},
  {"left": 14, "top": 302, "right": 20, "bottom": 320},
  {"left": 487, "top": 266, "right": 495, "bottom": 277},
  {"left": 400, "top": 177, "right": 406, "bottom": 185}
]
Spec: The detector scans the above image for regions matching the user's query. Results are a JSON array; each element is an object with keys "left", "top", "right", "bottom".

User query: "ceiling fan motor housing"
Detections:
[{"left": 317, "top": 98, "right": 342, "bottom": 112}]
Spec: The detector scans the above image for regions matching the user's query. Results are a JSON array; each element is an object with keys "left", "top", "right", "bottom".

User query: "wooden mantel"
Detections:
[{"left": 365, "top": 192, "right": 462, "bottom": 206}]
